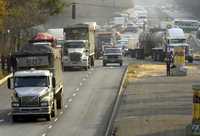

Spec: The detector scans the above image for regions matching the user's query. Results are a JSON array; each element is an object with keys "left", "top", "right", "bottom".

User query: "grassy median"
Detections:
[
  {"left": 0, "top": 70, "right": 9, "bottom": 80},
  {"left": 124, "top": 64, "right": 166, "bottom": 88}
]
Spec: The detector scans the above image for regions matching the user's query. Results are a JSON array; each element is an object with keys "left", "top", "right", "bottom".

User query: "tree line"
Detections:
[{"left": 0, "top": 0, "right": 67, "bottom": 56}]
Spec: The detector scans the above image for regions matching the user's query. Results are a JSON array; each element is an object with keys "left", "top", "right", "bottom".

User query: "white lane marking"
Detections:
[
  {"left": 54, "top": 118, "right": 58, "bottom": 122},
  {"left": 83, "top": 78, "right": 86, "bottom": 81},
  {"left": 68, "top": 98, "right": 72, "bottom": 103},
  {"left": 91, "top": 68, "right": 94, "bottom": 71},
  {"left": 80, "top": 82, "right": 83, "bottom": 86},
  {"left": 42, "top": 133, "right": 46, "bottom": 136},
  {"left": 86, "top": 74, "right": 89, "bottom": 77},
  {"left": 73, "top": 93, "right": 77, "bottom": 97},
  {"left": 76, "top": 88, "right": 79, "bottom": 91},
  {"left": 60, "top": 111, "right": 63, "bottom": 115},
  {"left": 8, "top": 112, "right": 11, "bottom": 116},
  {"left": 48, "top": 125, "right": 53, "bottom": 129},
  {"left": 65, "top": 105, "right": 68, "bottom": 109},
  {"left": 0, "top": 119, "right": 4, "bottom": 122}
]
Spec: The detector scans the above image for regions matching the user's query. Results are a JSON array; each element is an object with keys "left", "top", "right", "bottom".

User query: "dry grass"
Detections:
[
  {"left": 0, "top": 70, "right": 8, "bottom": 80},
  {"left": 127, "top": 64, "right": 165, "bottom": 81}
]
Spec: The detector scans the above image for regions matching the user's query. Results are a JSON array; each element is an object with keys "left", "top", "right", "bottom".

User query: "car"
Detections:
[{"left": 103, "top": 47, "right": 123, "bottom": 66}]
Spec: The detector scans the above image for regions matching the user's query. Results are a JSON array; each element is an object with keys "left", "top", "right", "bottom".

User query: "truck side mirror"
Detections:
[
  {"left": 7, "top": 78, "right": 13, "bottom": 89},
  {"left": 85, "top": 49, "right": 89, "bottom": 56},
  {"left": 52, "top": 77, "right": 56, "bottom": 88}
]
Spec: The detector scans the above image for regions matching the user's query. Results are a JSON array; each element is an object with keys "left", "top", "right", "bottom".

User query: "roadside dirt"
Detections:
[{"left": 114, "top": 63, "right": 199, "bottom": 136}]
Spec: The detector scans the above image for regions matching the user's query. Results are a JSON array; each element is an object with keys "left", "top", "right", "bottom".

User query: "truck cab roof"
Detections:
[
  {"left": 167, "top": 28, "right": 186, "bottom": 39},
  {"left": 14, "top": 70, "right": 51, "bottom": 77},
  {"left": 65, "top": 40, "right": 88, "bottom": 43}
]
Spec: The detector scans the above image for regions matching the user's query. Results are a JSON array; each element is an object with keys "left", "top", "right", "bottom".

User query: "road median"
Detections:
[
  {"left": 105, "top": 66, "right": 128, "bottom": 136},
  {"left": 0, "top": 73, "right": 12, "bottom": 86}
]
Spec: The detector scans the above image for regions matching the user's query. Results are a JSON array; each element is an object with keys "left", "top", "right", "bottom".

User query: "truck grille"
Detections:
[
  {"left": 21, "top": 96, "right": 39, "bottom": 107},
  {"left": 69, "top": 52, "right": 82, "bottom": 62},
  {"left": 107, "top": 55, "right": 119, "bottom": 59}
]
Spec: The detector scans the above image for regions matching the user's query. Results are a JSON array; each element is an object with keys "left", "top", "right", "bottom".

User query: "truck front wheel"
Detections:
[
  {"left": 51, "top": 99, "right": 57, "bottom": 117},
  {"left": 56, "top": 90, "right": 63, "bottom": 109},
  {"left": 46, "top": 114, "right": 51, "bottom": 121},
  {"left": 12, "top": 115, "right": 20, "bottom": 122}
]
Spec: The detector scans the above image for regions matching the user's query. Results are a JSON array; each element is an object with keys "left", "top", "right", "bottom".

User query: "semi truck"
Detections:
[
  {"left": 137, "top": 27, "right": 193, "bottom": 62},
  {"left": 8, "top": 35, "right": 64, "bottom": 121},
  {"left": 63, "top": 22, "right": 96, "bottom": 70},
  {"left": 96, "top": 32, "right": 114, "bottom": 59}
]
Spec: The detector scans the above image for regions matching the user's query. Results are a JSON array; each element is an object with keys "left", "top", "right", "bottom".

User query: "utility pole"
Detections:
[
  {"left": 113, "top": 0, "right": 116, "bottom": 8},
  {"left": 72, "top": 3, "right": 76, "bottom": 19}
]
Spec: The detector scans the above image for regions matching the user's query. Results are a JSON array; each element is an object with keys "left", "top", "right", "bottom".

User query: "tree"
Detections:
[
  {"left": 0, "top": 0, "right": 7, "bottom": 30},
  {"left": 0, "top": 0, "right": 67, "bottom": 56}
]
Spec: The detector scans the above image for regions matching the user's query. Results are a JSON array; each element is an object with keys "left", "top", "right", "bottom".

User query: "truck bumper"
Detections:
[
  {"left": 63, "top": 60, "right": 88, "bottom": 68},
  {"left": 12, "top": 106, "right": 51, "bottom": 115},
  {"left": 103, "top": 59, "right": 122, "bottom": 64}
]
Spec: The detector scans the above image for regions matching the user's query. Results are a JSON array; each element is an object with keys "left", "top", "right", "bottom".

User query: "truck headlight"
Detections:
[
  {"left": 40, "top": 101, "right": 49, "bottom": 107},
  {"left": 12, "top": 102, "right": 19, "bottom": 107}
]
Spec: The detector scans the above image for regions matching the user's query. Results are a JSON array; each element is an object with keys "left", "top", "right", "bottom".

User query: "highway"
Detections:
[{"left": 0, "top": 60, "right": 126, "bottom": 136}]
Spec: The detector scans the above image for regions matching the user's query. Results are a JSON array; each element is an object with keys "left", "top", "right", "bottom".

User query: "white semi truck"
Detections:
[
  {"left": 63, "top": 23, "right": 96, "bottom": 70},
  {"left": 8, "top": 33, "right": 64, "bottom": 121}
]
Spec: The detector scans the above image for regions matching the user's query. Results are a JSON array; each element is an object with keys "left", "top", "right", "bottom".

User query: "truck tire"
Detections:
[
  {"left": 51, "top": 99, "right": 57, "bottom": 117},
  {"left": 91, "top": 56, "right": 95, "bottom": 67},
  {"left": 84, "top": 66, "right": 88, "bottom": 71},
  {"left": 12, "top": 115, "right": 19, "bottom": 122},
  {"left": 46, "top": 113, "right": 52, "bottom": 121},
  {"left": 56, "top": 90, "right": 63, "bottom": 109},
  {"left": 103, "top": 62, "right": 106, "bottom": 67},
  {"left": 120, "top": 62, "right": 123, "bottom": 66}
]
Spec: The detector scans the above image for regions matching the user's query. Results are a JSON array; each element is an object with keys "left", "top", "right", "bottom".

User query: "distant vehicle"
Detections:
[
  {"left": 116, "top": 39, "right": 129, "bottom": 52},
  {"left": 103, "top": 47, "right": 123, "bottom": 66},
  {"left": 8, "top": 40, "right": 64, "bottom": 121},
  {"left": 125, "top": 23, "right": 138, "bottom": 33},
  {"left": 47, "top": 28, "right": 65, "bottom": 46},
  {"left": 63, "top": 22, "right": 96, "bottom": 70},
  {"left": 174, "top": 19, "right": 200, "bottom": 32},
  {"left": 110, "top": 16, "right": 127, "bottom": 26},
  {"left": 63, "top": 40, "right": 90, "bottom": 70},
  {"left": 96, "top": 32, "right": 114, "bottom": 59},
  {"left": 166, "top": 27, "right": 193, "bottom": 62},
  {"left": 196, "top": 28, "right": 200, "bottom": 39}
]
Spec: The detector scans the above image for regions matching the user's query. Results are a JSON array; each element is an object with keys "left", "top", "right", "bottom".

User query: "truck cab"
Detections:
[
  {"left": 63, "top": 40, "right": 90, "bottom": 70},
  {"left": 8, "top": 43, "right": 63, "bottom": 121},
  {"left": 9, "top": 70, "right": 55, "bottom": 119}
]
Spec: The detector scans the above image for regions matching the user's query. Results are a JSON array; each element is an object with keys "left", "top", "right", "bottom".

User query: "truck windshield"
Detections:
[
  {"left": 14, "top": 76, "right": 49, "bottom": 88},
  {"left": 170, "top": 39, "right": 186, "bottom": 44},
  {"left": 104, "top": 48, "right": 122, "bottom": 54},
  {"left": 64, "top": 42, "right": 85, "bottom": 48},
  {"left": 66, "top": 28, "right": 88, "bottom": 40}
]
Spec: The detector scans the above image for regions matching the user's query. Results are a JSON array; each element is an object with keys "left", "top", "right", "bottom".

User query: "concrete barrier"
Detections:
[{"left": 105, "top": 66, "right": 128, "bottom": 136}]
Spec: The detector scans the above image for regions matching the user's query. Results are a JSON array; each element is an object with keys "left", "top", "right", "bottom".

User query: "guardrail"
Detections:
[{"left": 104, "top": 66, "right": 128, "bottom": 136}]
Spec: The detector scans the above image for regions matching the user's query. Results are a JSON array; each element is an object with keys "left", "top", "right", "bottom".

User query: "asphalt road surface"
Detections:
[{"left": 0, "top": 60, "right": 126, "bottom": 136}]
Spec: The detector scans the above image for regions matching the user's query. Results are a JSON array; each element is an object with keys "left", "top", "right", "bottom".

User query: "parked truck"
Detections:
[
  {"left": 96, "top": 32, "right": 114, "bottom": 59},
  {"left": 137, "top": 27, "right": 193, "bottom": 62},
  {"left": 63, "top": 22, "right": 96, "bottom": 70},
  {"left": 8, "top": 35, "right": 64, "bottom": 121}
]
